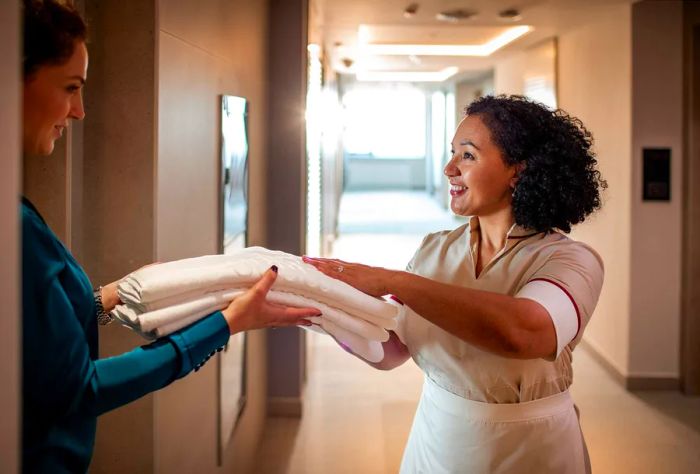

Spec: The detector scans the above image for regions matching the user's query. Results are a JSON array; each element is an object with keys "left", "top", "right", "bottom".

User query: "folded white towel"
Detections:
[
  {"left": 113, "top": 248, "right": 403, "bottom": 363},
  {"left": 117, "top": 247, "right": 397, "bottom": 324},
  {"left": 113, "top": 289, "right": 390, "bottom": 343}
]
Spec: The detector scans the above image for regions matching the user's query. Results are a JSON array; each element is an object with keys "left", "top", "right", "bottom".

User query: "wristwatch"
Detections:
[{"left": 94, "top": 286, "right": 114, "bottom": 325}]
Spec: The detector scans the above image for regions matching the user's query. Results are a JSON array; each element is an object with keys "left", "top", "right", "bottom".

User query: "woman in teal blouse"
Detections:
[{"left": 20, "top": 1, "right": 318, "bottom": 472}]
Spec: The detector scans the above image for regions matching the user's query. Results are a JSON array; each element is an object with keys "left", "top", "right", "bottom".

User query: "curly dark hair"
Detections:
[
  {"left": 466, "top": 95, "right": 607, "bottom": 233},
  {"left": 23, "top": 0, "right": 87, "bottom": 79}
]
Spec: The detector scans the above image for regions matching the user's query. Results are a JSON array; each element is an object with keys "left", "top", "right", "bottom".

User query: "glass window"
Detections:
[{"left": 342, "top": 85, "right": 426, "bottom": 159}]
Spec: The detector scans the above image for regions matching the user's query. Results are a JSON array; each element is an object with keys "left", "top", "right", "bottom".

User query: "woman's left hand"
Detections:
[
  {"left": 301, "top": 256, "right": 396, "bottom": 297},
  {"left": 102, "top": 262, "right": 160, "bottom": 313}
]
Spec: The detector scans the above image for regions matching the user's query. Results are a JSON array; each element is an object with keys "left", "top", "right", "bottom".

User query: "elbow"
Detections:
[{"left": 499, "top": 328, "right": 546, "bottom": 360}]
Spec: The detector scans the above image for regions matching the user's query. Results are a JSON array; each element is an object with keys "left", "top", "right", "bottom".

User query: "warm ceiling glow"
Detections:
[
  {"left": 356, "top": 66, "right": 459, "bottom": 82},
  {"left": 357, "top": 25, "right": 532, "bottom": 57}
]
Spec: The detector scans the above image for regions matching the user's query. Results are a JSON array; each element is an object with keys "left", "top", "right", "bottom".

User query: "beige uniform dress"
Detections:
[{"left": 397, "top": 217, "right": 604, "bottom": 474}]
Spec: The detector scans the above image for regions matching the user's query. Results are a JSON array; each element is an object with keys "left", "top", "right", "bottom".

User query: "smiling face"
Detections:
[
  {"left": 22, "top": 41, "right": 88, "bottom": 156},
  {"left": 445, "top": 114, "right": 518, "bottom": 218}
]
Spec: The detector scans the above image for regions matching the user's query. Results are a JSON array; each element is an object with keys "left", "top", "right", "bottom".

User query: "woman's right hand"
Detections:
[{"left": 221, "top": 265, "right": 321, "bottom": 334}]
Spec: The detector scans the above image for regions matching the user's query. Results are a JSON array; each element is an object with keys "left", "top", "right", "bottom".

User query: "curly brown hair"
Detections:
[
  {"left": 466, "top": 95, "right": 607, "bottom": 233},
  {"left": 23, "top": 0, "right": 87, "bottom": 79}
]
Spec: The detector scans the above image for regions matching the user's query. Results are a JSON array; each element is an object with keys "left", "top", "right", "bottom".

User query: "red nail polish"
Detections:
[
  {"left": 271, "top": 265, "right": 278, "bottom": 273},
  {"left": 389, "top": 295, "right": 404, "bottom": 305}
]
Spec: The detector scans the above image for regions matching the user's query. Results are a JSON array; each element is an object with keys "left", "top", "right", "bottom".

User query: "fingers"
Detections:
[
  {"left": 301, "top": 256, "right": 344, "bottom": 276},
  {"left": 251, "top": 265, "right": 278, "bottom": 297}
]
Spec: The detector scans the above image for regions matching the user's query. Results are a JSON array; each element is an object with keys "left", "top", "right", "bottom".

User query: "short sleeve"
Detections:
[{"left": 518, "top": 242, "right": 604, "bottom": 357}]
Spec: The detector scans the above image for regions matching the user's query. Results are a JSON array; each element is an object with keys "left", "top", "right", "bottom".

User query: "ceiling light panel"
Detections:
[{"left": 357, "top": 24, "right": 532, "bottom": 57}]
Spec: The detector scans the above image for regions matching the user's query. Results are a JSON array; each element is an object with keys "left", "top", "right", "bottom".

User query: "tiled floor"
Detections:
[{"left": 256, "top": 191, "right": 700, "bottom": 473}]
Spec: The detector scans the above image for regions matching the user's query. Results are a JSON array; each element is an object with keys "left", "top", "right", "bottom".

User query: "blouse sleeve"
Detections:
[
  {"left": 24, "top": 270, "right": 230, "bottom": 421},
  {"left": 515, "top": 241, "right": 604, "bottom": 359}
]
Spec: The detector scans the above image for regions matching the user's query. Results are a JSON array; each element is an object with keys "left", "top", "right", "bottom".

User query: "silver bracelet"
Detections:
[{"left": 94, "top": 286, "right": 114, "bottom": 325}]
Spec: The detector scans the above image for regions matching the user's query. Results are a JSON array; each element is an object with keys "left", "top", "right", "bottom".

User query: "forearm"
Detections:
[
  {"left": 81, "top": 312, "right": 230, "bottom": 417},
  {"left": 386, "top": 271, "right": 555, "bottom": 359}
]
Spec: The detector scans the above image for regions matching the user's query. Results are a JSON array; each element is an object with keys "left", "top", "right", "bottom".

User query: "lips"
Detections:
[{"left": 449, "top": 184, "right": 467, "bottom": 197}]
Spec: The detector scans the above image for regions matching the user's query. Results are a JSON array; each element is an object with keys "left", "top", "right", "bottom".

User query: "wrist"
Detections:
[
  {"left": 100, "top": 284, "right": 121, "bottom": 313},
  {"left": 221, "top": 307, "right": 240, "bottom": 335}
]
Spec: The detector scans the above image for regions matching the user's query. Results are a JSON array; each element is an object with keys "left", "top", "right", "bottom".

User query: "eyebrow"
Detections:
[
  {"left": 459, "top": 139, "right": 480, "bottom": 150},
  {"left": 68, "top": 75, "right": 86, "bottom": 85}
]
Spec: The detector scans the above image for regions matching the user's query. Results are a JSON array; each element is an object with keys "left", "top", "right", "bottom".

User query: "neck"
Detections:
[{"left": 476, "top": 207, "right": 515, "bottom": 252}]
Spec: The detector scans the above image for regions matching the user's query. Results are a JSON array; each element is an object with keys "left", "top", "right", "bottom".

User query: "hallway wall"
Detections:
[
  {"left": 77, "top": 0, "right": 275, "bottom": 472},
  {"left": 558, "top": 3, "right": 633, "bottom": 380},
  {"left": 629, "top": 0, "right": 684, "bottom": 382},
  {"left": 155, "top": 0, "right": 271, "bottom": 472}
]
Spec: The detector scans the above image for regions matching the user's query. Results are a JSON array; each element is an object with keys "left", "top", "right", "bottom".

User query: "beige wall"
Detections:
[
  {"left": 84, "top": 1, "right": 159, "bottom": 471},
  {"left": 629, "top": 1, "right": 684, "bottom": 379},
  {"left": 0, "top": 1, "right": 20, "bottom": 471},
  {"left": 558, "top": 5, "right": 633, "bottom": 376},
  {"left": 156, "top": 0, "right": 270, "bottom": 472},
  {"left": 494, "top": 38, "right": 556, "bottom": 106}
]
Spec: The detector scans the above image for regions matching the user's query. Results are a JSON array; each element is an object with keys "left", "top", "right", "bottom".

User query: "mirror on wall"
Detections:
[{"left": 217, "top": 94, "right": 249, "bottom": 464}]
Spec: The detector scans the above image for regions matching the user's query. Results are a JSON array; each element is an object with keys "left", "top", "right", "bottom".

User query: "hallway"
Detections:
[{"left": 257, "top": 191, "right": 700, "bottom": 473}]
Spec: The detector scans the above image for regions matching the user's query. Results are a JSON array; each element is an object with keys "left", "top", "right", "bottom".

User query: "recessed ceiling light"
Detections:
[
  {"left": 404, "top": 3, "right": 419, "bottom": 18},
  {"left": 436, "top": 9, "right": 477, "bottom": 22},
  {"left": 499, "top": 8, "right": 522, "bottom": 21}
]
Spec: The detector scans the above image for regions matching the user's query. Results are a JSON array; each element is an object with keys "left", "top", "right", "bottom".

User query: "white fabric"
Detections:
[
  {"left": 400, "top": 376, "right": 590, "bottom": 474},
  {"left": 516, "top": 279, "right": 579, "bottom": 358},
  {"left": 112, "top": 247, "right": 399, "bottom": 363},
  {"left": 118, "top": 247, "right": 397, "bottom": 323},
  {"left": 113, "top": 289, "right": 389, "bottom": 342}
]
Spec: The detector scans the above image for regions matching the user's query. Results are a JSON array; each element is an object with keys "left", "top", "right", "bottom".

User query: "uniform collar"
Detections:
[{"left": 467, "top": 216, "right": 542, "bottom": 263}]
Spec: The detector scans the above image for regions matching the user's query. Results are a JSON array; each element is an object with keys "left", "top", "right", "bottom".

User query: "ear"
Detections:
[{"left": 509, "top": 162, "right": 526, "bottom": 189}]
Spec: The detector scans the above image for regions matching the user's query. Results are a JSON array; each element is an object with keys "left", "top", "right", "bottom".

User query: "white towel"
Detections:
[
  {"left": 117, "top": 247, "right": 397, "bottom": 324},
  {"left": 113, "top": 289, "right": 390, "bottom": 343}
]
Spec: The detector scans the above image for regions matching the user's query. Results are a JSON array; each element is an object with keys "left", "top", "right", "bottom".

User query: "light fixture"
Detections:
[
  {"left": 436, "top": 9, "right": 477, "bottom": 22},
  {"left": 499, "top": 8, "right": 522, "bottom": 21},
  {"left": 356, "top": 66, "right": 459, "bottom": 82},
  {"left": 357, "top": 25, "right": 531, "bottom": 57},
  {"left": 404, "top": 3, "right": 419, "bottom": 18}
]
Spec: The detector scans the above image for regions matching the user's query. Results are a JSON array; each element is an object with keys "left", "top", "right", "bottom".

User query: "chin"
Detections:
[{"left": 38, "top": 140, "right": 56, "bottom": 156}]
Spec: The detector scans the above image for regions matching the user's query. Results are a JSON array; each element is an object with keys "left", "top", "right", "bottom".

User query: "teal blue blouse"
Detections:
[{"left": 21, "top": 198, "right": 230, "bottom": 473}]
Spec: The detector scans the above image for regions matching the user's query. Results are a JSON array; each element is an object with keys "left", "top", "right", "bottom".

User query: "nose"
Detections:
[
  {"left": 69, "top": 90, "right": 85, "bottom": 121},
  {"left": 444, "top": 155, "right": 459, "bottom": 177}
]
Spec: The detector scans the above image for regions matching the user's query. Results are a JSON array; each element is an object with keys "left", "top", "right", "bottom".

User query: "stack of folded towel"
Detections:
[{"left": 111, "top": 247, "right": 403, "bottom": 362}]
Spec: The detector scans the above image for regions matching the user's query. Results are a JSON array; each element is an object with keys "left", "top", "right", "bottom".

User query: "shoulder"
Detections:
[
  {"left": 418, "top": 222, "right": 470, "bottom": 254},
  {"left": 529, "top": 232, "right": 604, "bottom": 281}
]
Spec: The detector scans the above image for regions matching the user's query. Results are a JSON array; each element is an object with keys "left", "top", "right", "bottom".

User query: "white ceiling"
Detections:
[{"left": 313, "top": 0, "right": 635, "bottom": 79}]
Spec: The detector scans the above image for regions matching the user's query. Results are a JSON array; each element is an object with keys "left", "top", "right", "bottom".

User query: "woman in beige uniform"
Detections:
[{"left": 304, "top": 95, "right": 606, "bottom": 473}]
